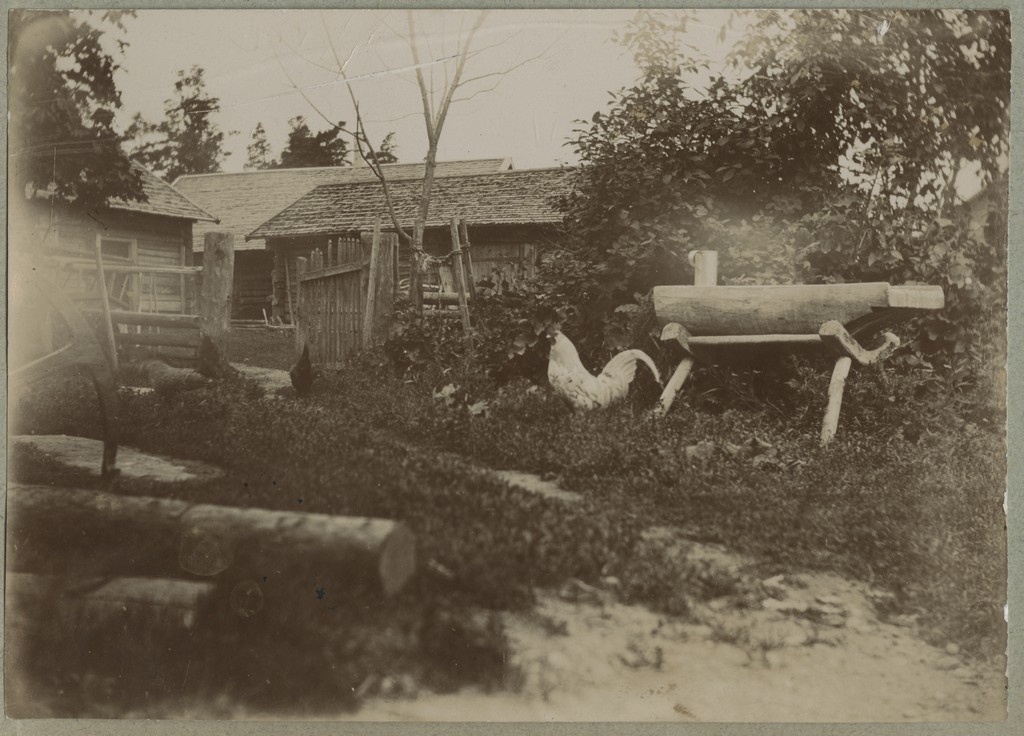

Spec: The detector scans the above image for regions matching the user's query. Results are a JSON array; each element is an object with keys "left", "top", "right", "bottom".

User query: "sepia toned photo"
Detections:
[{"left": 5, "top": 5, "right": 1012, "bottom": 723}]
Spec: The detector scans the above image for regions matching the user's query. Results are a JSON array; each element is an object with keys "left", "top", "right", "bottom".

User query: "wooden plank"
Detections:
[
  {"left": 84, "top": 309, "right": 200, "bottom": 329},
  {"left": 7, "top": 484, "right": 417, "bottom": 598},
  {"left": 689, "top": 334, "right": 823, "bottom": 347},
  {"left": 284, "top": 257, "right": 294, "bottom": 325},
  {"left": 295, "top": 257, "right": 307, "bottom": 352},
  {"left": 653, "top": 283, "right": 895, "bottom": 335},
  {"left": 299, "top": 259, "right": 363, "bottom": 282},
  {"left": 115, "top": 331, "right": 202, "bottom": 349}
]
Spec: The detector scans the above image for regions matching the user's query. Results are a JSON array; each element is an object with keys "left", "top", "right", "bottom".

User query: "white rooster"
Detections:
[{"left": 547, "top": 330, "right": 661, "bottom": 410}]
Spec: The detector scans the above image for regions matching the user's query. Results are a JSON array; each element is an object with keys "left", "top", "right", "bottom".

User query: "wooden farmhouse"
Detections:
[
  {"left": 16, "top": 165, "right": 218, "bottom": 314},
  {"left": 173, "top": 159, "right": 517, "bottom": 320},
  {"left": 246, "top": 166, "right": 573, "bottom": 322}
]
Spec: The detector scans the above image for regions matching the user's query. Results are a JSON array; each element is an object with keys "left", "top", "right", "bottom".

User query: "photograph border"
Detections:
[{"left": 2, "top": 0, "right": 1020, "bottom": 733}]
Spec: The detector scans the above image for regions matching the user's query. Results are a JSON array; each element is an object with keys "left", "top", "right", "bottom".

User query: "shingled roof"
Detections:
[
  {"left": 107, "top": 166, "right": 217, "bottom": 222},
  {"left": 174, "top": 158, "right": 513, "bottom": 251},
  {"left": 247, "top": 167, "right": 573, "bottom": 241}
]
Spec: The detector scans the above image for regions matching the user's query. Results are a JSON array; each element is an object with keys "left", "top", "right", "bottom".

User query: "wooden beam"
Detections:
[
  {"left": 115, "top": 332, "right": 202, "bottom": 349},
  {"left": 57, "top": 262, "right": 203, "bottom": 275},
  {"left": 690, "top": 334, "right": 823, "bottom": 347},
  {"left": 84, "top": 309, "right": 200, "bottom": 329},
  {"left": 284, "top": 256, "right": 295, "bottom": 326},
  {"left": 295, "top": 257, "right": 308, "bottom": 352},
  {"left": 7, "top": 484, "right": 417, "bottom": 597}
]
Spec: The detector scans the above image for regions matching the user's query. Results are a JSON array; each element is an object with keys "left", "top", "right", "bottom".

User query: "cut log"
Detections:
[
  {"left": 652, "top": 283, "right": 944, "bottom": 336},
  {"left": 5, "top": 572, "right": 215, "bottom": 634},
  {"left": 6, "top": 484, "right": 416, "bottom": 597}
]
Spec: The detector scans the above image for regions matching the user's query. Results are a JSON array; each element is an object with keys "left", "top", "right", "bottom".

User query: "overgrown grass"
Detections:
[{"left": 7, "top": 347, "right": 1006, "bottom": 715}]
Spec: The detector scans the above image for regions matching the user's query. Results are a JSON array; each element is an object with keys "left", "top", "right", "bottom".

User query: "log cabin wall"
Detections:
[{"left": 23, "top": 201, "right": 193, "bottom": 313}]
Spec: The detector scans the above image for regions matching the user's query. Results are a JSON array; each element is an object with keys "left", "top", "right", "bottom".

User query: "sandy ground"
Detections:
[{"left": 344, "top": 571, "right": 1006, "bottom": 722}]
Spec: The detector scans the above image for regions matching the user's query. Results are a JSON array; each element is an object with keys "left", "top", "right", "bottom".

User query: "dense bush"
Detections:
[{"left": 543, "top": 9, "right": 1008, "bottom": 388}]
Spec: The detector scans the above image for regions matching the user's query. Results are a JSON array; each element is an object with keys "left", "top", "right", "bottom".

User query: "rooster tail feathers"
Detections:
[
  {"left": 634, "top": 350, "right": 661, "bottom": 385},
  {"left": 601, "top": 349, "right": 661, "bottom": 386}
]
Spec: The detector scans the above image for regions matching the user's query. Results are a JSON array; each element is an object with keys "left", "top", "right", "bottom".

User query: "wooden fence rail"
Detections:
[{"left": 42, "top": 232, "right": 234, "bottom": 375}]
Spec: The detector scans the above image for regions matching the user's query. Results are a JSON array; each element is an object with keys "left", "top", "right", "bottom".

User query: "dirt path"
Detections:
[{"left": 346, "top": 572, "right": 1005, "bottom": 722}]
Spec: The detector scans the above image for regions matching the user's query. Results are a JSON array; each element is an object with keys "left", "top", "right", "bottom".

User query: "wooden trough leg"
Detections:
[
  {"left": 653, "top": 322, "right": 695, "bottom": 417},
  {"left": 655, "top": 357, "right": 695, "bottom": 417},
  {"left": 821, "top": 356, "right": 852, "bottom": 445}
]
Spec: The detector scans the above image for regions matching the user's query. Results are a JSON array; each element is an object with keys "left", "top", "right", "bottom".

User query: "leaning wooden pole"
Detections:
[
  {"left": 362, "top": 216, "right": 382, "bottom": 351},
  {"left": 93, "top": 241, "right": 119, "bottom": 371},
  {"left": 197, "top": 232, "right": 234, "bottom": 377},
  {"left": 449, "top": 218, "right": 473, "bottom": 353},
  {"left": 458, "top": 219, "right": 477, "bottom": 299},
  {"left": 410, "top": 223, "right": 424, "bottom": 311},
  {"left": 7, "top": 483, "right": 417, "bottom": 598}
]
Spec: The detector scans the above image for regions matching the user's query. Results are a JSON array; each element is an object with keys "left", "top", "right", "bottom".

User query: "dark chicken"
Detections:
[{"left": 289, "top": 343, "right": 316, "bottom": 396}]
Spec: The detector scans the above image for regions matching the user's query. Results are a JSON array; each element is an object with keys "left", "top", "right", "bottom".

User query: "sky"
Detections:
[{"left": 111, "top": 9, "right": 739, "bottom": 172}]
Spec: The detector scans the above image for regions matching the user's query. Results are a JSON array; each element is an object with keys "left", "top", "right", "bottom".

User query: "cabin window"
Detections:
[{"left": 98, "top": 237, "right": 135, "bottom": 261}]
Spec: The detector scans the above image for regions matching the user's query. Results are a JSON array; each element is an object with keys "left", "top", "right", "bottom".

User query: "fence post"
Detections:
[
  {"left": 197, "top": 232, "right": 234, "bottom": 377},
  {"left": 295, "top": 257, "right": 308, "bottom": 352}
]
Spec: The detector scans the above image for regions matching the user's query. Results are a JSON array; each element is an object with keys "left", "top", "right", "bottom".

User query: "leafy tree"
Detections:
[
  {"left": 370, "top": 132, "right": 399, "bottom": 165},
  {"left": 128, "top": 66, "right": 232, "bottom": 181},
  {"left": 551, "top": 9, "right": 1009, "bottom": 380},
  {"left": 276, "top": 116, "right": 349, "bottom": 168},
  {"left": 8, "top": 10, "right": 144, "bottom": 218},
  {"left": 245, "top": 122, "right": 276, "bottom": 170}
]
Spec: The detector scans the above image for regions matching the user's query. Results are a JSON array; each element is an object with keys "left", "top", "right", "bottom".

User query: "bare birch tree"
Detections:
[{"left": 278, "top": 10, "right": 554, "bottom": 310}]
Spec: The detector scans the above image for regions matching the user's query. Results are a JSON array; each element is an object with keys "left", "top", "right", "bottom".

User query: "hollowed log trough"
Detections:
[{"left": 651, "top": 283, "right": 945, "bottom": 444}]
